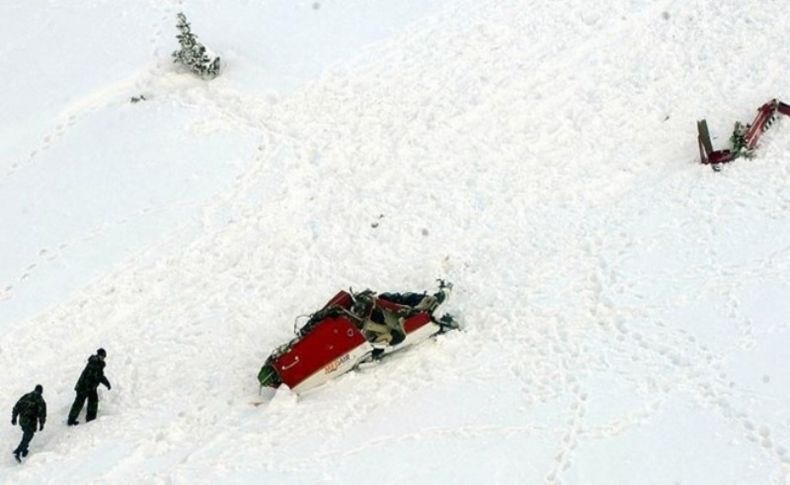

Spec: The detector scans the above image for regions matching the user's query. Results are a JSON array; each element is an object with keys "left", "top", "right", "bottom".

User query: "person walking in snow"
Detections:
[
  {"left": 67, "top": 348, "right": 111, "bottom": 426},
  {"left": 11, "top": 384, "right": 46, "bottom": 463}
]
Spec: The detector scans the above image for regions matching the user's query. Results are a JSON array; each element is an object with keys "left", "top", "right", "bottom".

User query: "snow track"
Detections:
[{"left": 2, "top": 0, "right": 790, "bottom": 483}]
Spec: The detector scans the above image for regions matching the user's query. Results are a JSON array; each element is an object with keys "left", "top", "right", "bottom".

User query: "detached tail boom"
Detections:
[{"left": 697, "top": 99, "right": 790, "bottom": 169}]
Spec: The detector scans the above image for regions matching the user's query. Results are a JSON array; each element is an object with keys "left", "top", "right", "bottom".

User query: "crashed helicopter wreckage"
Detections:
[
  {"left": 258, "top": 281, "right": 458, "bottom": 394},
  {"left": 697, "top": 99, "right": 790, "bottom": 171}
]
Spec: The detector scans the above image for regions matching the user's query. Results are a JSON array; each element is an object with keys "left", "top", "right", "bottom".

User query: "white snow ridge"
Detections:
[{"left": 1, "top": 0, "right": 789, "bottom": 483}]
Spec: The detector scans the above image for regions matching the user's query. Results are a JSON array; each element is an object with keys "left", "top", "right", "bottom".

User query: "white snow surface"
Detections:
[{"left": 1, "top": 0, "right": 790, "bottom": 483}]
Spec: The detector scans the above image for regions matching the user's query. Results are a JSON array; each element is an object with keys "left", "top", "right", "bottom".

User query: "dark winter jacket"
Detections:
[
  {"left": 75, "top": 355, "right": 111, "bottom": 392},
  {"left": 12, "top": 391, "right": 46, "bottom": 429}
]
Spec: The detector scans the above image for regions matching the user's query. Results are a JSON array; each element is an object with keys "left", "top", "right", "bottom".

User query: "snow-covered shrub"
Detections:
[{"left": 172, "top": 12, "right": 221, "bottom": 79}]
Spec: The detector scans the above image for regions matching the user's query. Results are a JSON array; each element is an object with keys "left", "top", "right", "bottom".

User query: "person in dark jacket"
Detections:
[
  {"left": 11, "top": 384, "right": 46, "bottom": 463},
  {"left": 67, "top": 348, "right": 111, "bottom": 426}
]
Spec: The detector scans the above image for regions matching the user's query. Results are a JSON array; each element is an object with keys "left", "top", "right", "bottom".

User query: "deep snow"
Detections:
[{"left": 1, "top": 0, "right": 789, "bottom": 483}]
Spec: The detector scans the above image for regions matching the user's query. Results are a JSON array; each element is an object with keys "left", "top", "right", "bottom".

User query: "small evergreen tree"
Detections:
[
  {"left": 729, "top": 122, "right": 752, "bottom": 159},
  {"left": 172, "top": 12, "right": 221, "bottom": 79}
]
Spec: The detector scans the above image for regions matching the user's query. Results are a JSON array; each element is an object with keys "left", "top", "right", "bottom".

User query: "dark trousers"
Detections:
[
  {"left": 68, "top": 389, "right": 99, "bottom": 423},
  {"left": 13, "top": 424, "right": 35, "bottom": 455}
]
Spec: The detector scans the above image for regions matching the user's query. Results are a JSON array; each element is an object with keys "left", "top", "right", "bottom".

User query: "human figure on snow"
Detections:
[
  {"left": 11, "top": 384, "right": 46, "bottom": 463},
  {"left": 67, "top": 348, "right": 111, "bottom": 426}
]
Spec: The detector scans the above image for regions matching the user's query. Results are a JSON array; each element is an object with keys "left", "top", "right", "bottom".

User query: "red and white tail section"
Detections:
[{"left": 698, "top": 99, "right": 790, "bottom": 169}]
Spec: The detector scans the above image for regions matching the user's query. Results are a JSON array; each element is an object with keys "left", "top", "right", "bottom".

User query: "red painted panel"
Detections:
[
  {"left": 403, "top": 313, "right": 432, "bottom": 334},
  {"left": 274, "top": 316, "right": 367, "bottom": 389}
]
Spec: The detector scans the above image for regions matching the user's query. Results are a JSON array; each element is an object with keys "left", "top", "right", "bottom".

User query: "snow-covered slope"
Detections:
[{"left": 1, "top": 0, "right": 789, "bottom": 483}]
